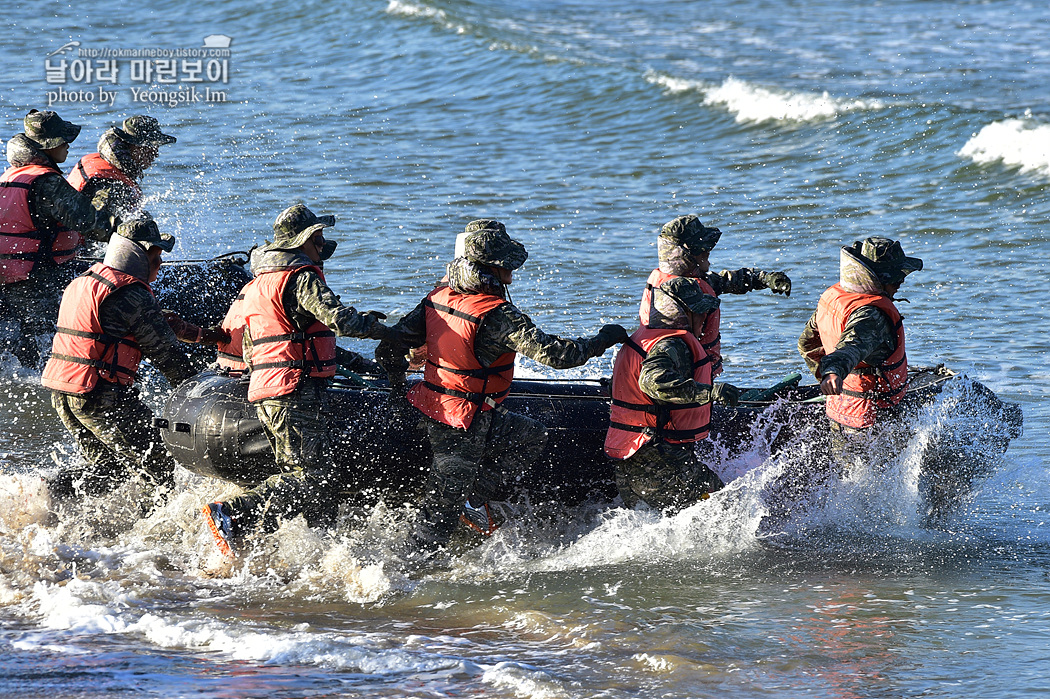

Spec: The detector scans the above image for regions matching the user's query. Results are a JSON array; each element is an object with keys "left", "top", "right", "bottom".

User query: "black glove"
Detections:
[
  {"left": 712, "top": 382, "right": 740, "bottom": 407},
  {"left": 375, "top": 339, "right": 410, "bottom": 375},
  {"left": 362, "top": 310, "right": 388, "bottom": 322},
  {"left": 594, "top": 323, "right": 630, "bottom": 352},
  {"left": 762, "top": 271, "right": 792, "bottom": 296},
  {"left": 199, "top": 326, "right": 232, "bottom": 345}
]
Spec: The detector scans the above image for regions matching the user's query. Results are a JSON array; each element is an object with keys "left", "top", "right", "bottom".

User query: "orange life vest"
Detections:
[
  {"left": 815, "top": 283, "right": 908, "bottom": 429},
  {"left": 604, "top": 326, "right": 713, "bottom": 460},
  {"left": 216, "top": 289, "right": 248, "bottom": 374},
  {"left": 0, "top": 164, "right": 84, "bottom": 283},
  {"left": 406, "top": 286, "right": 515, "bottom": 430},
  {"left": 41, "top": 263, "right": 147, "bottom": 394},
  {"left": 640, "top": 268, "right": 722, "bottom": 378},
  {"left": 242, "top": 266, "right": 337, "bottom": 402},
  {"left": 67, "top": 152, "right": 141, "bottom": 203}
]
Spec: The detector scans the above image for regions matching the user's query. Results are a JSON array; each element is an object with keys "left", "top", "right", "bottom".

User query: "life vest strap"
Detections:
[
  {"left": 841, "top": 382, "right": 907, "bottom": 400},
  {"left": 55, "top": 325, "right": 140, "bottom": 349},
  {"left": 421, "top": 380, "right": 510, "bottom": 406},
  {"left": 854, "top": 353, "right": 906, "bottom": 376},
  {"left": 426, "top": 358, "right": 514, "bottom": 378},
  {"left": 608, "top": 420, "right": 709, "bottom": 441},
  {"left": 84, "top": 270, "right": 117, "bottom": 290},
  {"left": 624, "top": 337, "right": 646, "bottom": 357},
  {"left": 252, "top": 328, "right": 335, "bottom": 345},
  {"left": 0, "top": 181, "right": 32, "bottom": 190},
  {"left": 611, "top": 397, "right": 704, "bottom": 414},
  {"left": 49, "top": 352, "right": 139, "bottom": 378},
  {"left": 250, "top": 358, "right": 336, "bottom": 371},
  {"left": 701, "top": 334, "right": 721, "bottom": 350},
  {"left": 0, "top": 250, "right": 46, "bottom": 260},
  {"left": 423, "top": 297, "right": 489, "bottom": 324}
]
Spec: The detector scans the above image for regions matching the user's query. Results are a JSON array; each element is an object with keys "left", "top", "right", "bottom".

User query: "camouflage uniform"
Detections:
[
  {"left": 649, "top": 216, "right": 792, "bottom": 331},
  {"left": 613, "top": 215, "right": 786, "bottom": 510},
  {"left": 47, "top": 220, "right": 196, "bottom": 506},
  {"left": 614, "top": 336, "right": 727, "bottom": 510},
  {"left": 1, "top": 113, "right": 115, "bottom": 367},
  {"left": 74, "top": 117, "right": 176, "bottom": 221},
  {"left": 378, "top": 220, "right": 626, "bottom": 551},
  {"left": 220, "top": 211, "right": 393, "bottom": 536},
  {"left": 797, "top": 236, "right": 923, "bottom": 459}
]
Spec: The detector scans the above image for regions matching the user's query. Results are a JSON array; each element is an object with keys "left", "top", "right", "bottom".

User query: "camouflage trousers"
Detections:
[
  {"left": 49, "top": 382, "right": 177, "bottom": 504},
  {"left": 827, "top": 407, "right": 910, "bottom": 471},
  {"left": 0, "top": 265, "right": 75, "bottom": 369},
  {"left": 225, "top": 380, "right": 338, "bottom": 534},
  {"left": 614, "top": 439, "right": 724, "bottom": 512},
  {"left": 413, "top": 408, "right": 548, "bottom": 551}
]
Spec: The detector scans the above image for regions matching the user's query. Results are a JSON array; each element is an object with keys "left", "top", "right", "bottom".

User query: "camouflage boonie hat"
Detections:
[
  {"left": 267, "top": 203, "right": 336, "bottom": 250},
  {"left": 23, "top": 109, "right": 81, "bottom": 149},
  {"left": 114, "top": 115, "right": 176, "bottom": 147},
  {"left": 660, "top": 215, "right": 722, "bottom": 255},
  {"left": 461, "top": 219, "right": 528, "bottom": 270},
  {"left": 846, "top": 236, "right": 923, "bottom": 283},
  {"left": 116, "top": 217, "right": 175, "bottom": 252}
]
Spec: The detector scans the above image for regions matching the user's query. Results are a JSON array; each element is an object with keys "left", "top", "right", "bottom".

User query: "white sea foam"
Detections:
[
  {"left": 646, "top": 72, "right": 883, "bottom": 124},
  {"left": 482, "top": 662, "right": 569, "bottom": 699},
  {"left": 645, "top": 71, "right": 710, "bottom": 95},
  {"left": 0, "top": 473, "right": 51, "bottom": 531},
  {"left": 28, "top": 577, "right": 476, "bottom": 675},
  {"left": 704, "top": 77, "right": 883, "bottom": 124},
  {"left": 958, "top": 119, "right": 1050, "bottom": 176},
  {"left": 386, "top": 0, "right": 468, "bottom": 35}
]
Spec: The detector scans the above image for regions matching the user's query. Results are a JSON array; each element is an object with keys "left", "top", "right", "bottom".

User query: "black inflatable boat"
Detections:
[{"left": 159, "top": 365, "right": 1023, "bottom": 517}]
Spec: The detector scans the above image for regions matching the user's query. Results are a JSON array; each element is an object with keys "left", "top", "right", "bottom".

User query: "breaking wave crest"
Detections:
[
  {"left": 646, "top": 72, "right": 885, "bottom": 124},
  {"left": 958, "top": 118, "right": 1050, "bottom": 176}
]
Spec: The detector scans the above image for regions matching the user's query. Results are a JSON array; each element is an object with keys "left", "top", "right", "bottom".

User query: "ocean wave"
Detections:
[
  {"left": 385, "top": 0, "right": 468, "bottom": 35},
  {"left": 958, "top": 118, "right": 1050, "bottom": 176},
  {"left": 645, "top": 72, "right": 884, "bottom": 124},
  {"left": 704, "top": 77, "right": 884, "bottom": 124}
]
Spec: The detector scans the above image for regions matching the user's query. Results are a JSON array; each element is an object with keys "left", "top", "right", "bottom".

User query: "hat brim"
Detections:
[
  {"left": 476, "top": 238, "right": 528, "bottom": 271},
  {"left": 901, "top": 256, "right": 923, "bottom": 274},
  {"left": 114, "top": 127, "right": 177, "bottom": 147},
  {"left": 149, "top": 233, "right": 176, "bottom": 253},
  {"left": 265, "top": 222, "right": 332, "bottom": 251},
  {"left": 30, "top": 120, "right": 81, "bottom": 150}
]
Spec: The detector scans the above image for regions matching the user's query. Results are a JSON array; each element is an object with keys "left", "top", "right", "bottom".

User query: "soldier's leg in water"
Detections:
[
  {"left": 5, "top": 266, "right": 74, "bottom": 368},
  {"left": 472, "top": 409, "right": 548, "bottom": 504},
  {"left": 828, "top": 419, "right": 869, "bottom": 473},
  {"left": 48, "top": 391, "right": 126, "bottom": 498},
  {"left": 226, "top": 388, "right": 334, "bottom": 533},
  {"left": 1, "top": 280, "right": 44, "bottom": 368},
  {"left": 412, "top": 413, "right": 489, "bottom": 551},
  {"left": 614, "top": 441, "right": 718, "bottom": 512},
  {"left": 66, "top": 384, "right": 179, "bottom": 508}
]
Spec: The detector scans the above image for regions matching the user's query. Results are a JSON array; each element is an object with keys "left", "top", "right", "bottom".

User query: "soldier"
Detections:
[
  {"left": 646, "top": 215, "right": 793, "bottom": 379},
  {"left": 0, "top": 110, "right": 117, "bottom": 367},
  {"left": 40, "top": 217, "right": 223, "bottom": 510},
  {"left": 798, "top": 236, "right": 923, "bottom": 461},
  {"left": 375, "top": 219, "right": 629, "bottom": 559},
  {"left": 67, "top": 115, "right": 177, "bottom": 221},
  {"left": 604, "top": 214, "right": 790, "bottom": 510},
  {"left": 201, "top": 204, "right": 396, "bottom": 556}
]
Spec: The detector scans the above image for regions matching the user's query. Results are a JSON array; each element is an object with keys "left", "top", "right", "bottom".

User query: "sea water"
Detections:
[{"left": 1, "top": 0, "right": 1048, "bottom": 696}]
